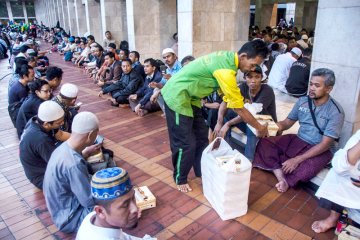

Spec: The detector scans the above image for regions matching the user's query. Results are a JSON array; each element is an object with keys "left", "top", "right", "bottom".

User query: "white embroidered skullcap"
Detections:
[
  {"left": 290, "top": 47, "right": 302, "bottom": 57},
  {"left": 72, "top": 112, "right": 99, "bottom": 134},
  {"left": 162, "top": 48, "right": 175, "bottom": 56},
  {"left": 38, "top": 101, "right": 64, "bottom": 122},
  {"left": 60, "top": 83, "right": 79, "bottom": 98}
]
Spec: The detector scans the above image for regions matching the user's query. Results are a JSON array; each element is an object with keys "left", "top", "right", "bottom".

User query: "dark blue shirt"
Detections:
[{"left": 8, "top": 80, "right": 28, "bottom": 105}]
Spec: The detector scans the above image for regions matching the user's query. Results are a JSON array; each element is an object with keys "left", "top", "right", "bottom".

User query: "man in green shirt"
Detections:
[{"left": 161, "top": 40, "right": 269, "bottom": 193}]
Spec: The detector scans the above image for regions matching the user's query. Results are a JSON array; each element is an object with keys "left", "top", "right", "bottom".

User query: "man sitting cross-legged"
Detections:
[
  {"left": 253, "top": 68, "right": 345, "bottom": 193},
  {"left": 129, "top": 58, "right": 162, "bottom": 117},
  {"left": 98, "top": 58, "right": 143, "bottom": 107}
]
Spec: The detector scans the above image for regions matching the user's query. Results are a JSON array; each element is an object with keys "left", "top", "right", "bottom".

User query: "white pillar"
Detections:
[
  {"left": 74, "top": 0, "right": 80, "bottom": 36},
  {"left": 6, "top": 0, "right": 13, "bottom": 21},
  {"left": 66, "top": 0, "right": 72, "bottom": 34},
  {"left": 56, "top": 0, "right": 62, "bottom": 26},
  {"left": 100, "top": 0, "right": 106, "bottom": 38},
  {"left": 84, "top": 0, "right": 90, "bottom": 34},
  {"left": 126, "top": 0, "right": 135, "bottom": 50},
  {"left": 312, "top": 0, "right": 360, "bottom": 145},
  {"left": 22, "top": 1, "right": 28, "bottom": 24},
  {"left": 177, "top": 0, "right": 193, "bottom": 60},
  {"left": 61, "top": 0, "right": 67, "bottom": 30}
]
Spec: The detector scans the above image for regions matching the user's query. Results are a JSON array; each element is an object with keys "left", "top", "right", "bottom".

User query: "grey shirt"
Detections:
[
  {"left": 43, "top": 142, "right": 94, "bottom": 233},
  {"left": 287, "top": 96, "right": 344, "bottom": 145}
]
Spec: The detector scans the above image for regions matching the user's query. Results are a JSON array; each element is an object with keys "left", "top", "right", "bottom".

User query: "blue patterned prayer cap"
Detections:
[{"left": 91, "top": 167, "right": 133, "bottom": 200}]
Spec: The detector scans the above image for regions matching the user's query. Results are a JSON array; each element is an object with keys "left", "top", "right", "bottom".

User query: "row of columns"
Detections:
[
  {"left": 5, "top": 0, "right": 31, "bottom": 24},
  {"left": 254, "top": 0, "right": 318, "bottom": 30},
  {"left": 34, "top": 0, "right": 249, "bottom": 60}
]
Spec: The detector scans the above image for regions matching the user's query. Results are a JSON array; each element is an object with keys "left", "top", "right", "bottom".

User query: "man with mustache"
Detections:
[{"left": 253, "top": 68, "right": 345, "bottom": 193}]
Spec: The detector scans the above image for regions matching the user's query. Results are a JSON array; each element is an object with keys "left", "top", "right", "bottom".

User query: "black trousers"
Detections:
[
  {"left": 319, "top": 198, "right": 343, "bottom": 213},
  {"left": 164, "top": 102, "right": 208, "bottom": 185}
]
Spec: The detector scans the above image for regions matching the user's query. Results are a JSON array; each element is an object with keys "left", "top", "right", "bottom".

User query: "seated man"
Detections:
[
  {"left": 129, "top": 58, "right": 162, "bottom": 116},
  {"left": 285, "top": 48, "right": 312, "bottom": 97},
  {"left": 99, "top": 58, "right": 143, "bottom": 107},
  {"left": 129, "top": 50, "right": 145, "bottom": 79},
  {"left": 43, "top": 112, "right": 102, "bottom": 233},
  {"left": 8, "top": 64, "right": 35, "bottom": 126},
  {"left": 96, "top": 52, "right": 122, "bottom": 87},
  {"left": 19, "top": 101, "right": 64, "bottom": 189},
  {"left": 312, "top": 130, "right": 360, "bottom": 233},
  {"left": 76, "top": 167, "right": 156, "bottom": 240},
  {"left": 45, "top": 66, "right": 63, "bottom": 91},
  {"left": 253, "top": 68, "right": 345, "bottom": 192},
  {"left": 53, "top": 83, "right": 79, "bottom": 133},
  {"left": 217, "top": 65, "right": 277, "bottom": 161}
]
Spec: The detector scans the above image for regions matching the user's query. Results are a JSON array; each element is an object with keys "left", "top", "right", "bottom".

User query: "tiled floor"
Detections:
[{"left": 0, "top": 43, "right": 337, "bottom": 240}]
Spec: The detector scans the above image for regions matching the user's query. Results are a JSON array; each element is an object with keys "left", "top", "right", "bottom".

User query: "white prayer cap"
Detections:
[
  {"left": 290, "top": 47, "right": 302, "bottom": 57},
  {"left": 25, "top": 39, "right": 34, "bottom": 45},
  {"left": 301, "top": 34, "right": 309, "bottom": 40},
  {"left": 60, "top": 83, "right": 78, "bottom": 98},
  {"left": 162, "top": 48, "right": 175, "bottom": 56},
  {"left": 72, "top": 112, "right": 99, "bottom": 134},
  {"left": 38, "top": 101, "right": 64, "bottom": 122}
]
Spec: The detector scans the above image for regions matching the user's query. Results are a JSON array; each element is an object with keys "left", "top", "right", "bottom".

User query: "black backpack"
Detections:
[{"left": 119, "top": 40, "right": 129, "bottom": 51}]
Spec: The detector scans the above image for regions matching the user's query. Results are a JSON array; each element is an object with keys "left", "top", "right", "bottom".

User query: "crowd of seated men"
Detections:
[{"left": 2, "top": 21, "right": 359, "bottom": 237}]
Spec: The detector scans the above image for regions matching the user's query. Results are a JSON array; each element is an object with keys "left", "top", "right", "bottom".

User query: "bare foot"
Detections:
[
  {"left": 138, "top": 109, "right": 148, "bottom": 117},
  {"left": 311, "top": 218, "right": 337, "bottom": 233},
  {"left": 177, "top": 184, "right": 192, "bottom": 193},
  {"left": 275, "top": 180, "right": 289, "bottom": 192},
  {"left": 161, "top": 113, "right": 166, "bottom": 118}
]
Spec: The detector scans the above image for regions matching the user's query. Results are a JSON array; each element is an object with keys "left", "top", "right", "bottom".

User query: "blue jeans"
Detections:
[{"left": 224, "top": 110, "right": 259, "bottom": 161}]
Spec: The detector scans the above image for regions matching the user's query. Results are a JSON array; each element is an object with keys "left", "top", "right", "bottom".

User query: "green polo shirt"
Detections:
[{"left": 161, "top": 51, "right": 244, "bottom": 117}]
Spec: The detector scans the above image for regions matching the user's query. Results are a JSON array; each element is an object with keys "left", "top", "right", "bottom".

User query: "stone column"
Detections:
[
  {"left": 84, "top": 0, "right": 91, "bottom": 34},
  {"left": 254, "top": 0, "right": 262, "bottom": 27},
  {"left": 302, "top": 1, "right": 318, "bottom": 31},
  {"left": 35, "top": 0, "right": 46, "bottom": 25},
  {"left": 66, "top": 0, "right": 73, "bottom": 34},
  {"left": 68, "top": 0, "right": 77, "bottom": 35},
  {"left": 126, "top": 0, "right": 176, "bottom": 60},
  {"left": 178, "top": 0, "right": 250, "bottom": 59},
  {"left": 76, "top": 0, "right": 87, "bottom": 36},
  {"left": 177, "top": 0, "right": 192, "bottom": 60},
  {"left": 100, "top": 0, "right": 127, "bottom": 48},
  {"left": 74, "top": 0, "right": 80, "bottom": 36},
  {"left": 86, "top": 0, "right": 101, "bottom": 42},
  {"left": 6, "top": 0, "right": 13, "bottom": 21},
  {"left": 259, "top": 3, "right": 277, "bottom": 29},
  {"left": 294, "top": 0, "right": 304, "bottom": 29},
  {"left": 126, "top": 0, "right": 135, "bottom": 50},
  {"left": 56, "top": 0, "right": 63, "bottom": 28},
  {"left": 311, "top": 0, "right": 360, "bottom": 145},
  {"left": 61, "top": 0, "right": 68, "bottom": 32},
  {"left": 22, "top": 1, "right": 28, "bottom": 24}
]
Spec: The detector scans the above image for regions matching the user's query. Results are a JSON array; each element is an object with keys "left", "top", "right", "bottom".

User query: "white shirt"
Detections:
[
  {"left": 268, "top": 52, "right": 297, "bottom": 93},
  {"left": 76, "top": 212, "right": 156, "bottom": 240},
  {"left": 316, "top": 130, "right": 360, "bottom": 220}
]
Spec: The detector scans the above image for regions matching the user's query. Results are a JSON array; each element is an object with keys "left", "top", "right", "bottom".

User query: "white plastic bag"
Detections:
[{"left": 201, "top": 137, "right": 252, "bottom": 220}]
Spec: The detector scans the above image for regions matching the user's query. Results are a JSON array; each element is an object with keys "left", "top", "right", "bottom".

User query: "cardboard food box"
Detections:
[
  {"left": 338, "top": 225, "right": 360, "bottom": 240},
  {"left": 248, "top": 114, "right": 279, "bottom": 136},
  {"left": 134, "top": 186, "right": 156, "bottom": 210},
  {"left": 87, "top": 151, "right": 104, "bottom": 164}
]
